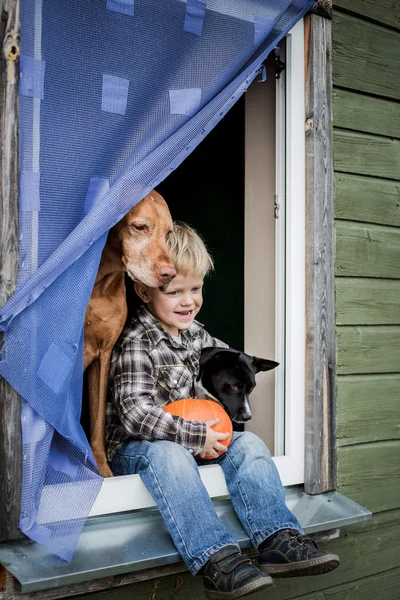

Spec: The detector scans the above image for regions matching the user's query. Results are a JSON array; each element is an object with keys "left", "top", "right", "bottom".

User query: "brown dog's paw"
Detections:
[{"left": 98, "top": 463, "right": 114, "bottom": 478}]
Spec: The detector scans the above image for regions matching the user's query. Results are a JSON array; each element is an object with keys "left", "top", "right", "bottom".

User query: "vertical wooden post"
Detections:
[
  {"left": 0, "top": 0, "right": 22, "bottom": 541},
  {"left": 304, "top": 13, "right": 337, "bottom": 494}
]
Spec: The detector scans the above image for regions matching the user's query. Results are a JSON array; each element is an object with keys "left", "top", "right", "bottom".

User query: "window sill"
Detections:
[{"left": 0, "top": 486, "right": 371, "bottom": 597}]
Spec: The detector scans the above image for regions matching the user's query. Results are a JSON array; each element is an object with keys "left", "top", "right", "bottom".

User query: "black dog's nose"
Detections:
[{"left": 240, "top": 403, "right": 252, "bottom": 422}]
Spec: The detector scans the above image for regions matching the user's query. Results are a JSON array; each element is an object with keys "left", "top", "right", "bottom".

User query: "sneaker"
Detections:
[
  {"left": 258, "top": 529, "right": 340, "bottom": 577},
  {"left": 203, "top": 545, "right": 273, "bottom": 600}
]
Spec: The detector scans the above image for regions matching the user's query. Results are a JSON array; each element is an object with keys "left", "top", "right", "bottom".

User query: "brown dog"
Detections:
[{"left": 84, "top": 191, "right": 176, "bottom": 477}]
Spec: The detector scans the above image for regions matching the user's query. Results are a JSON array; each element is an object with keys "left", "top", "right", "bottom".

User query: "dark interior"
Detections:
[{"left": 128, "top": 95, "right": 245, "bottom": 350}]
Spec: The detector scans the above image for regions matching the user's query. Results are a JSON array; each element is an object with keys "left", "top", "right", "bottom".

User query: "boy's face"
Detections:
[{"left": 135, "top": 273, "right": 204, "bottom": 337}]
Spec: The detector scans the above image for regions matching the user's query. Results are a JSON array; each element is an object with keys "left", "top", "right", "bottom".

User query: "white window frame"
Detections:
[
  {"left": 37, "top": 20, "right": 306, "bottom": 521},
  {"left": 274, "top": 19, "right": 305, "bottom": 486}
]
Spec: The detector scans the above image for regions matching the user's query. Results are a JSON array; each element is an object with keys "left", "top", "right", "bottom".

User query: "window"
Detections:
[
  {"left": 83, "top": 20, "right": 307, "bottom": 518},
  {"left": 2, "top": 11, "right": 365, "bottom": 578},
  {"left": 245, "top": 20, "right": 305, "bottom": 486}
]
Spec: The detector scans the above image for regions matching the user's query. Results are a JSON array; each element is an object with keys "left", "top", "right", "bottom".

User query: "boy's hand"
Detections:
[{"left": 198, "top": 418, "right": 230, "bottom": 459}]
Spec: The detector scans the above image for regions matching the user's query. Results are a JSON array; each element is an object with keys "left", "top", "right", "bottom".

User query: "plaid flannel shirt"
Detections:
[{"left": 106, "top": 305, "right": 228, "bottom": 462}]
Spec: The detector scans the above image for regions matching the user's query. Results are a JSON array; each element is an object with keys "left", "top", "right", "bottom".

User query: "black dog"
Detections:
[{"left": 196, "top": 347, "right": 279, "bottom": 430}]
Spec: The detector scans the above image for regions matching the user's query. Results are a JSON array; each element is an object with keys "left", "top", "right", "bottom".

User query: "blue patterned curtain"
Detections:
[{"left": 0, "top": 0, "right": 312, "bottom": 561}]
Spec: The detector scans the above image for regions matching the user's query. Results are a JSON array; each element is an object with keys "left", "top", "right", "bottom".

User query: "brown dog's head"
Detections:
[{"left": 111, "top": 190, "right": 176, "bottom": 287}]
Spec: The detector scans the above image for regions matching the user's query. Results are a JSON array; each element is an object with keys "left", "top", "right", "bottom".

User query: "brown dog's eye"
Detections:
[
  {"left": 131, "top": 223, "right": 147, "bottom": 231},
  {"left": 230, "top": 384, "right": 239, "bottom": 391}
]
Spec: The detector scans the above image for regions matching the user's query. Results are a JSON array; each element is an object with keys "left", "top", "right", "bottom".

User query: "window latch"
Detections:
[{"left": 274, "top": 195, "right": 280, "bottom": 219}]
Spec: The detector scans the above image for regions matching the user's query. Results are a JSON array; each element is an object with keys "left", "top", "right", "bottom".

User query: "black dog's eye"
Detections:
[{"left": 230, "top": 384, "right": 239, "bottom": 391}]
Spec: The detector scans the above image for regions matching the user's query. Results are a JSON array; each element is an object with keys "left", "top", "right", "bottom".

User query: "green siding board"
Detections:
[
  {"left": 333, "top": 89, "right": 400, "bottom": 139},
  {"left": 333, "top": 12, "right": 400, "bottom": 100},
  {"left": 71, "top": 569, "right": 400, "bottom": 600},
  {"left": 337, "top": 325, "right": 400, "bottom": 374},
  {"left": 332, "top": 20, "right": 400, "bottom": 600},
  {"left": 334, "top": 173, "right": 400, "bottom": 227},
  {"left": 335, "top": 278, "right": 400, "bottom": 325},
  {"left": 295, "top": 568, "right": 400, "bottom": 600},
  {"left": 71, "top": 511, "right": 400, "bottom": 599},
  {"left": 333, "top": 130, "right": 400, "bottom": 180},
  {"left": 338, "top": 441, "right": 400, "bottom": 512},
  {"left": 334, "top": 1, "right": 400, "bottom": 31},
  {"left": 335, "top": 221, "right": 400, "bottom": 279},
  {"left": 337, "top": 374, "right": 400, "bottom": 445}
]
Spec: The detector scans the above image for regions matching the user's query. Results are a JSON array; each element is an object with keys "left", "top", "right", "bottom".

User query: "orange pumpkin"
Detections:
[{"left": 164, "top": 398, "right": 233, "bottom": 460}]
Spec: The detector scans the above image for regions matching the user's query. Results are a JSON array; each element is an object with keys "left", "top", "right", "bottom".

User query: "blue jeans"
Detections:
[{"left": 111, "top": 431, "right": 302, "bottom": 574}]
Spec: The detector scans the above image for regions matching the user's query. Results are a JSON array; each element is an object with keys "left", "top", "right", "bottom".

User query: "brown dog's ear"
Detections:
[{"left": 252, "top": 357, "right": 279, "bottom": 373}]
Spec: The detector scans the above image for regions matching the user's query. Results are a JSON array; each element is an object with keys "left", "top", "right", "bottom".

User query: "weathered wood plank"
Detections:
[
  {"left": 309, "top": 0, "right": 331, "bottom": 20},
  {"left": 333, "top": 89, "right": 400, "bottom": 139},
  {"left": 4, "top": 562, "right": 190, "bottom": 600},
  {"left": 294, "top": 568, "right": 400, "bottom": 600},
  {"left": 333, "top": 12, "right": 400, "bottom": 100},
  {"left": 304, "top": 14, "right": 336, "bottom": 494},
  {"left": 334, "top": 0, "right": 400, "bottom": 31},
  {"left": 337, "top": 374, "right": 400, "bottom": 445},
  {"left": 334, "top": 173, "right": 400, "bottom": 227},
  {"left": 0, "top": 0, "right": 22, "bottom": 542},
  {"left": 335, "top": 278, "right": 400, "bottom": 325},
  {"left": 67, "top": 510, "right": 400, "bottom": 600},
  {"left": 338, "top": 441, "right": 400, "bottom": 512},
  {"left": 337, "top": 325, "right": 400, "bottom": 374},
  {"left": 335, "top": 221, "right": 400, "bottom": 279},
  {"left": 334, "top": 130, "right": 400, "bottom": 180}
]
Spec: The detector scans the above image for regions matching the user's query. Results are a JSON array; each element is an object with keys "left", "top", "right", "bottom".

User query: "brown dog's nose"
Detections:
[{"left": 158, "top": 265, "right": 176, "bottom": 281}]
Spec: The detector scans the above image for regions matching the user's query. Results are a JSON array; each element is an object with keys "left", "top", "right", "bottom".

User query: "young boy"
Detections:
[{"left": 106, "top": 222, "right": 339, "bottom": 600}]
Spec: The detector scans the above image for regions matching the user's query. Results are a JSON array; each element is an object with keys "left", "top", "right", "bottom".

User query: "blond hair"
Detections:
[{"left": 167, "top": 222, "right": 214, "bottom": 278}]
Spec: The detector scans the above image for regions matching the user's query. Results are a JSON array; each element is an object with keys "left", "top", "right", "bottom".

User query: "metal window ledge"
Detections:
[{"left": 0, "top": 486, "right": 371, "bottom": 595}]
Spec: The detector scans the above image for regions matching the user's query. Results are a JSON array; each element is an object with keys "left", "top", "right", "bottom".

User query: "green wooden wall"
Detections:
[
  {"left": 333, "top": 1, "right": 400, "bottom": 598},
  {"left": 73, "top": 4, "right": 400, "bottom": 599}
]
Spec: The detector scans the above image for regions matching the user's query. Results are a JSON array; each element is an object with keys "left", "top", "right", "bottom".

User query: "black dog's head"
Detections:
[{"left": 196, "top": 347, "right": 279, "bottom": 425}]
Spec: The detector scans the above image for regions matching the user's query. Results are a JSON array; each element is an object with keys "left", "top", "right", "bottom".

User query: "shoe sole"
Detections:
[
  {"left": 204, "top": 575, "right": 273, "bottom": 600},
  {"left": 260, "top": 554, "right": 340, "bottom": 578}
]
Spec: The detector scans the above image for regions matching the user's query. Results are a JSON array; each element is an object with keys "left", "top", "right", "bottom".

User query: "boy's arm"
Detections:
[{"left": 110, "top": 340, "right": 207, "bottom": 455}]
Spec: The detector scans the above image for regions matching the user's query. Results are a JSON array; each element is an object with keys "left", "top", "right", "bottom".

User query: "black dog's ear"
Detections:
[
  {"left": 199, "top": 347, "right": 224, "bottom": 370},
  {"left": 252, "top": 357, "right": 279, "bottom": 373},
  {"left": 199, "top": 347, "right": 240, "bottom": 370}
]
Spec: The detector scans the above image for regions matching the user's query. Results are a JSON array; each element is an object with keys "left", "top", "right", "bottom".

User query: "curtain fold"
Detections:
[{"left": 0, "top": 0, "right": 312, "bottom": 561}]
